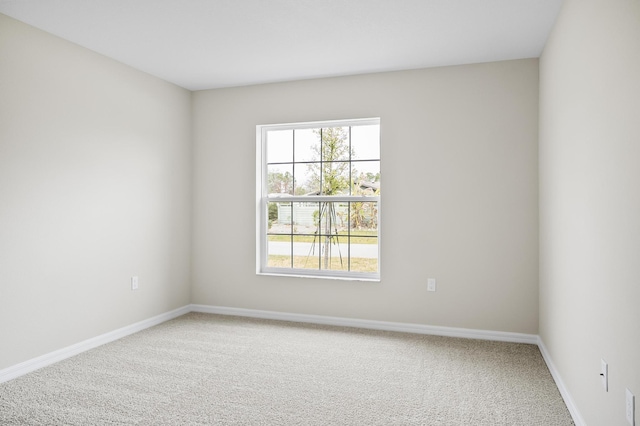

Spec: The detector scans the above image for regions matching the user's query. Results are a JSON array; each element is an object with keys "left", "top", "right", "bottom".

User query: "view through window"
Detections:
[{"left": 257, "top": 118, "right": 380, "bottom": 280}]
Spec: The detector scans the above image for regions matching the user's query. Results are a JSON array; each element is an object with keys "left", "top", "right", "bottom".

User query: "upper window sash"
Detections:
[{"left": 261, "top": 118, "right": 380, "bottom": 134}]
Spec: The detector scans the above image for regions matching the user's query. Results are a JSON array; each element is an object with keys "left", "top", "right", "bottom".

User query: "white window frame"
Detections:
[{"left": 256, "top": 118, "right": 381, "bottom": 281}]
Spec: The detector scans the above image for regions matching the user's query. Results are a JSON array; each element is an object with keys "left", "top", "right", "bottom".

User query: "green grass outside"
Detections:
[
  {"left": 267, "top": 231, "right": 377, "bottom": 245},
  {"left": 267, "top": 255, "right": 378, "bottom": 273}
]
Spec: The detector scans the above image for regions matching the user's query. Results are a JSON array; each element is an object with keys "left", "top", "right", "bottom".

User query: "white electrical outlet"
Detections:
[
  {"left": 627, "top": 388, "right": 635, "bottom": 425},
  {"left": 427, "top": 278, "right": 436, "bottom": 292},
  {"left": 131, "top": 276, "right": 139, "bottom": 291},
  {"left": 601, "top": 359, "right": 608, "bottom": 391}
]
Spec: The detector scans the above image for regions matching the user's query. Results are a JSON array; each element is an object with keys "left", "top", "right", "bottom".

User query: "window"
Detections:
[{"left": 257, "top": 118, "right": 380, "bottom": 280}]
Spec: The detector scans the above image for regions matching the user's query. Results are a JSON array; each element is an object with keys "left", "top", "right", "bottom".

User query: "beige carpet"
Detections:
[{"left": 0, "top": 313, "right": 574, "bottom": 425}]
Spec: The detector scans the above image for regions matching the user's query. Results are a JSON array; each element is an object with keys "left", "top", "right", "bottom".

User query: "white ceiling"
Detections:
[{"left": 0, "top": 0, "right": 564, "bottom": 91}]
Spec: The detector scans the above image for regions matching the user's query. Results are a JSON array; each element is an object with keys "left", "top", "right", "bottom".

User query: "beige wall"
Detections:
[
  {"left": 192, "top": 59, "right": 540, "bottom": 334},
  {"left": 0, "top": 14, "right": 192, "bottom": 369},
  {"left": 539, "top": 0, "right": 640, "bottom": 424},
  {"left": 3, "top": 3, "right": 638, "bottom": 422}
]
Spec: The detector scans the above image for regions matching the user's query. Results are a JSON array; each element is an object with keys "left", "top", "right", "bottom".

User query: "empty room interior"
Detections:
[{"left": 1, "top": 0, "right": 638, "bottom": 425}]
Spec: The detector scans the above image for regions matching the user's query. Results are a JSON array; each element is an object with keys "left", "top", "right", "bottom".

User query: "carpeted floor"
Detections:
[{"left": 0, "top": 313, "right": 574, "bottom": 425}]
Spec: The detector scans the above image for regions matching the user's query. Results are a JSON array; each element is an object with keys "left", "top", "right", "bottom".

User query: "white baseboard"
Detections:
[
  {"left": 189, "top": 304, "right": 539, "bottom": 344},
  {"left": 192, "top": 305, "right": 583, "bottom": 425},
  {"left": 1, "top": 302, "right": 583, "bottom": 426},
  {"left": 538, "top": 337, "right": 586, "bottom": 426},
  {"left": 0, "top": 305, "right": 190, "bottom": 384}
]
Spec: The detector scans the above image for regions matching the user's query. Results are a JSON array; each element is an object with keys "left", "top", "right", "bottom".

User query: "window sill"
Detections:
[{"left": 257, "top": 271, "right": 380, "bottom": 283}]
